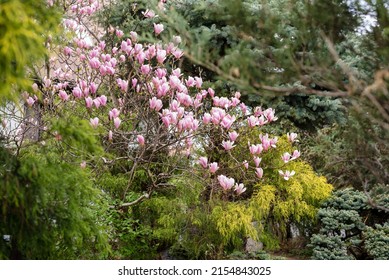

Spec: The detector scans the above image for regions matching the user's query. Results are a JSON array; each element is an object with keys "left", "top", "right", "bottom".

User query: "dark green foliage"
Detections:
[
  {"left": 251, "top": 94, "right": 347, "bottom": 131},
  {"left": 162, "top": 0, "right": 353, "bottom": 128},
  {"left": 0, "top": 116, "right": 111, "bottom": 259},
  {"left": 108, "top": 209, "right": 157, "bottom": 259},
  {"left": 310, "top": 235, "right": 352, "bottom": 260},
  {"left": 364, "top": 223, "right": 389, "bottom": 260},
  {"left": 303, "top": 111, "right": 389, "bottom": 188},
  {"left": 0, "top": 144, "right": 110, "bottom": 259},
  {"left": 228, "top": 250, "right": 272, "bottom": 260},
  {"left": 306, "top": 0, "right": 361, "bottom": 43},
  {"left": 310, "top": 188, "right": 389, "bottom": 260}
]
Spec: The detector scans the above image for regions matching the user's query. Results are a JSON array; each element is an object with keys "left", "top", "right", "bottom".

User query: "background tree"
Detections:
[
  {"left": 310, "top": 188, "right": 389, "bottom": 260},
  {"left": 1, "top": 0, "right": 388, "bottom": 260},
  {"left": 0, "top": 1, "right": 111, "bottom": 259},
  {"left": 0, "top": 0, "right": 60, "bottom": 103}
]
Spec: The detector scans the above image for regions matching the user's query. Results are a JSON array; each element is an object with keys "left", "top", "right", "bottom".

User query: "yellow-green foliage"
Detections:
[
  {"left": 251, "top": 155, "right": 332, "bottom": 240},
  {"left": 0, "top": 0, "right": 60, "bottom": 101},
  {"left": 227, "top": 129, "right": 333, "bottom": 241},
  {"left": 250, "top": 185, "right": 276, "bottom": 228},
  {"left": 211, "top": 202, "right": 257, "bottom": 247}
]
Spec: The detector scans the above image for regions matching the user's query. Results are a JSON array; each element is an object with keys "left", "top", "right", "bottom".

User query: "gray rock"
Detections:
[{"left": 245, "top": 238, "right": 263, "bottom": 253}]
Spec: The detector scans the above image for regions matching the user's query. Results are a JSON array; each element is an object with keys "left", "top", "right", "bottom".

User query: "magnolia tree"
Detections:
[{"left": 19, "top": 0, "right": 301, "bottom": 207}]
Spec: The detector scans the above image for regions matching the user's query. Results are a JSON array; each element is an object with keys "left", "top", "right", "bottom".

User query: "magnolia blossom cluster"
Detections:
[{"left": 25, "top": 1, "right": 300, "bottom": 198}]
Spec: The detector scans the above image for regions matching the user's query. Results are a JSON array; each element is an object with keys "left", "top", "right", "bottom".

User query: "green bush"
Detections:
[{"left": 309, "top": 188, "right": 389, "bottom": 260}]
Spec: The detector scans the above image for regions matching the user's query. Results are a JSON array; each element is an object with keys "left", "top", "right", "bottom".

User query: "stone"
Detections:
[{"left": 245, "top": 237, "right": 263, "bottom": 253}]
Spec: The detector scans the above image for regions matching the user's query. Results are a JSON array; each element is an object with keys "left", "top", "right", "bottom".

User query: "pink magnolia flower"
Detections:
[
  {"left": 99, "top": 65, "right": 107, "bottom": 75},
  {"left": 140, "top": 64, "right": 151, "bottom": 75},
  {"left": 116, "top": 29, "right": 124, "bottom": 38},
  {"left": 291, "top": 150, "right": 300, "bottom": 160},
  {"left": 32, "top": 83, "right": 39, "bottom": 92},
  {"left": 222, "top": 140, "right": 235, "bottom": 151},
  {"left": 228, "top": 131, "right": 239, "bottom": 142},
  {"left": 263, "top": 108, "right": 278, "bottom": 122},
  {"left": 172, "top": 68, "right": 182, "bottom": 77},
  {"left": 255, "top": 167, "right": 264, "bottom": 179},
  {"left": 93, "top": 98, "right": 101, "bottom": 108},
  {"left": 221, "top": 115, "right": 235, "bottom": 129},
  {"left": 260, "top": 134, "right": 276, "bottom": 150},
  {"left": 240, "top": 103, "right": 248, "bottom": 115},
  {"left": 89, "top": 82, "right": 98, "bottom": 94},
  {"left": 166, "top": 43, "right": 176, "bottom": 55},
  {"left": 169, "top": 75, "right": 181, "bottom": 89},
  {"left": 247, "top": 116, "right": 258, "bottom": 127},
  {"left": 155, "top": 68, "right": 167, "bottom": 78},
  {"left": 202, "top": 113, "right": 212, "bottom": 124},
  {"left": 99, "top": 95, "right": 107, "bottom": 106},
  {"left": 172, "top": 49, "right": 184, "bottom": 59},
  {"left": 208, "top": 88, "right": 215, "bottom": 98},
  {"left": 132, "top": 78, "right": 138, "bottom": 88},
  {"left": 85, "top": 97, "right": 93, "bottom": 108},
  {"left": 173, "top": 35, "right": 182, "bottom": 45},
  {"left": 137, "top": 51, "right": 146, "bottom": 64},
  {"left": 209, "top": 162, "right": 219, "bottom": 173},
  {"left": 109, "top": 108, "right": 120, "bottom": 120},
  {"left": 137, "top": 135, "right": 145, "bottom": 146},
  {"left": 253, "top": 157, "right": 262, "bottom": 167},
  {"left": 168, "top": 100, "right": 179, "bottom": 112},
  {"left": 130, "top": 31, "right": 138, "bottom": 42},
  {"left": 211, "top": 107, "right": 226, "bottom": 124},
  {"left": 64, "top": 46, "right": 73, "bottom": 56},
  {"left": 90, "top": 117, "right": 99, "bottom": 128},
  {"left": 243, "top": 160, "right": 249, "bottom": 169},
  {"left": 156, "top": 49, "right": 166, "bottom": 64},
  {"left": 161, "top": 115, "right": 171, "bottom": 127},
  {"left": 217, "top": 175, "right": 235, "bottom": 190},
  {"left": 231, "top": 97, "right": 240, "bottom": 107},
  {"left": 89, "top": 49, "right": 99, "bottom": 58},
  {"left": 26, "top": 97, "right": 35, "bottom": 107},
  {"left": 117, "top": 78, "right": 128, "bottom": 92},
  {"left": 149, "top": 97, "right": 163, "bottom": 111},
  {"left": 157, "top": 82, "right": 170, "bottom": 97},
  {"left": 83, "top": 87, "right": 90, "bottom": 96},
  {"left": 287, "top": 132, "right": 298, "bottom": 143},
  {"left": 142, "top": 9, "right": 156, "bottom": 18},
  {"left": 257, "top": 115, "right": 267, "bottom": 126},
  {"left": 278, "top": 170, "right": 296, "bottom": 180},
  {"left": 99, "top": 41, "right": 106, "bottom": 50},
  {"left": 281, "top": 152, "right": 291, "bottom": 163},
  {"left": 72, "top": 87, "right": 83, "bottom": 98},
  {"left": 195, "top": 77, "right": 203, "bottom": 88},
  {"left": 153, "top": 23, "right": 164, "bottom": 35},
  {"left": 249, "top": 144, "right": 263, "bottom": 155},
  {"left": 270, "top": 137, "right": 278, "bottom": 148},
  {"left": 113, "top": 117, "right": 121, "bottom": 129},
  {"left": 213, "top": 96, "right": 230, "bottom": 108},
  {"left": 80, "top": 80, "right": 87, "bottom": 90},
  {"left": 58, "top": 90, "right": 69, "bottom": 101},
  {"left": 89, "top": 57, "right": 100, "bottom": 69},
  {"left": 254, "top": 106, "right": 262, "bottom": 116},
  {"left": 80, "top": 161, "right": 87, "bottom": 169},
  {"left": 198, "top": 157, "right": 208, "bottom": 169},
  {"left": 186, "top": 76, "right": 195, "bottom": 87},
  {"left": 147, "top": 45, "right": 157, "bottom": 59},
  {"left": 234, "top": 183, "right": 246, "bottom": 195}
]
